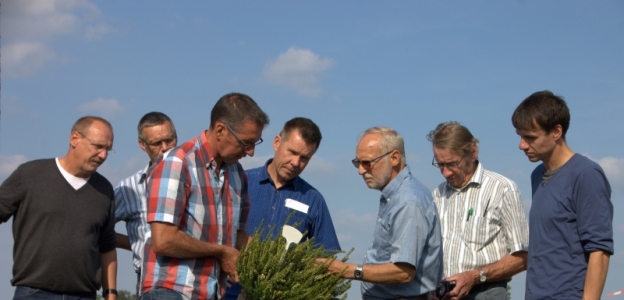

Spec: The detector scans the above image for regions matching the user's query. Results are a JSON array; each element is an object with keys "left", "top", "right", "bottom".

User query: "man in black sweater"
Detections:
[{"left": 0, "top": 116, "right": 118, "bottom": 300}]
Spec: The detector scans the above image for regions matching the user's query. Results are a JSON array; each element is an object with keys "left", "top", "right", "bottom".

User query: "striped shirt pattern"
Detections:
[
  {"left": 114, "top": 164, "right": 150, "bottom": 271},
  {"left": 142, "top": 132, "right": 250, "bottom": 300},
  {"left": 432, "top": 162, "right": 528, "bottom": 278}
]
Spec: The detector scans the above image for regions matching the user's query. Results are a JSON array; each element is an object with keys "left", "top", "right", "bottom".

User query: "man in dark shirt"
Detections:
[
  {"left": 512, "top": 91, "right": 613, "bottom": 300},
  {"left": 0, "top": 116, "right": 118, "bottom": 300}
]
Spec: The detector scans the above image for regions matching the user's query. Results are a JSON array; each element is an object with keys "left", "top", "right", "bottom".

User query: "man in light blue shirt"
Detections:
[
  {"left": 319, "top": 126, "right": 443, "bottom": 300},
  {"left": 113, "top": 112, "right": 177, "bottom": 296}
]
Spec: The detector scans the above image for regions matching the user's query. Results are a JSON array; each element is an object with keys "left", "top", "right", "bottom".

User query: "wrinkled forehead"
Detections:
[{"left": 356, "top": 134, "right": 382, "bottom": 155}]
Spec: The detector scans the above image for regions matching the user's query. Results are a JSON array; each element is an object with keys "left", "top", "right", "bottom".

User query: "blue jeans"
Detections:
[
  {"left": 13, "top": 286, "right": 96, "bottom": 300},
  {"left": 140, "top": 288, "right": 184, "bottom": 300},
  {"left": 224, "top": 283, "right": 241, "bottom": 300}
]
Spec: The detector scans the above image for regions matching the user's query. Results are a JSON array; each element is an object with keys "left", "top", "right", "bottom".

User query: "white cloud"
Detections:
[
  {"left": 2, "top": 42, "right": 58, "bottom": 78},
  {"left": 78, "top": 98, "right": 124, "bottom": 118},
  {"left": 262, "top": 47, "right": 335, "bottom": 97},
  {"left": 0, "top": 154, "right": 28, "bottom": 178},
  {"left": 596, "top": 156, "right": 624, "bottom": 195},
  {"left": 2, "top": 0, "right": 111, "bottom": 77}
]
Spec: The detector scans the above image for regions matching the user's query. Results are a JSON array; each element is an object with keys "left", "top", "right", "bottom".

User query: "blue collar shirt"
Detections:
[
  {"left": 361, "top": 166, "right": 443, "bottom": 299},
  {"left": 245, "top": 159, "right": 341, "bottom": 251},
  {"left": 114, "top": 163, "right": 150, "bottom": 271}
]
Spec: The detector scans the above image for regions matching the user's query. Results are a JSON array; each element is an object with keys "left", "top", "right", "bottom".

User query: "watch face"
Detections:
[
  {"left": 354, "top": 266, "right": 363, "bottom": 279},
  {"left": 480, "top": 274, "right": 486, "bottom": 282}
]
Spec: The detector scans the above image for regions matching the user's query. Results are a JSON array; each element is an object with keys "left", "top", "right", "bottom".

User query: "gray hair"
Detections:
[
  {"left": 137, "top": 112, "right": 177, "bottom": 141},
  {"left": 358, "top": 126, "right": 406, "bottom": 166},
  {"left": 426, "top": 121, "right": 478, "bottom": 158}
]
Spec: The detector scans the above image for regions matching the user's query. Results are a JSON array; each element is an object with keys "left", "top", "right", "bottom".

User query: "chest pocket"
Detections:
[
  {"left": 461, "top": 216, "right": 500, "bottom": 252},
  {"left": 370, "top": 218, "right": 392, "bottom": 260}
]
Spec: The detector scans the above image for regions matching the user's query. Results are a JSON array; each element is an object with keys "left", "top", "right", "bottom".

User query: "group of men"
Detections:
[{"left": 0, "top": 90, "right": 613, "bottom": 300}]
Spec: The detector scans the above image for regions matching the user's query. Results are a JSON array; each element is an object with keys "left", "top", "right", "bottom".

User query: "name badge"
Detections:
[{"left": 285, "top": 198, "right": 309, "bottom": 214}]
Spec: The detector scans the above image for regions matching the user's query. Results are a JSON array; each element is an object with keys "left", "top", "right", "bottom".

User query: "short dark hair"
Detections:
[
  {"left": 512, "top": 90, "right": 570, "bottom": 138},
  {"left": 71, "top": 116, "right": 112, "bottom": 134},
  {"left": 426, "top": 121, "right": 479, "bottom": 158},
  {"left": 210, "top": 93, "right": 270, "bottom": 131},
  {"left": 137, "top": 112, "right": 176, "bottom": 141},
  {"left": 280, "top": 117, "right": 322, "bottom": 149}
]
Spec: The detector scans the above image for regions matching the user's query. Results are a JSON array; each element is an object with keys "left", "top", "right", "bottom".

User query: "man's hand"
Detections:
[
  {"left": 315, "top": 258, "right": 350, "bottom": 277},
  {"left": 443, "top": 270, "right": 478, "bottom": 300},
  {"left": 218, "top": 246, "right": 240, "bottom": 283}
]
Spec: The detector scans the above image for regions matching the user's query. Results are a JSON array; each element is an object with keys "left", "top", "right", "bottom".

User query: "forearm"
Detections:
[
  {"left": 115, "top": 233, "right": 131, "bottom": 251},
  {"left": 329, "top": 262, "right": 415, "bottom": 284},
  {"left": 479, "top": 251, "right": 527, "bottom": 283},
  {"left": 150, "top": 222, "right": 229, "bottom": 259},
  {"left": 583, "top": 250, "right": 610, "bottom": 300},
  {"left": 100, "top": 249, "right": 117, "bottom": 300}
]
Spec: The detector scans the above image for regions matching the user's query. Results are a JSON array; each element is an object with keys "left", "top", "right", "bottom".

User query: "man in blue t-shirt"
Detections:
[
  {"left": 512, "top": 90, "right": 613, "bottom": 300},
  {"left": 225, "top": 117, "right": 340, "bottom": 299}
]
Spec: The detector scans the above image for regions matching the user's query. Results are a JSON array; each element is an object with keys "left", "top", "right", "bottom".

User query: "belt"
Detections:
[
  {"left": 468, "top": 280, "right": 508, "bottom": 295},
  {"left": 396, "top": 295, "right": 430, "bottom": 300},
  {"left": 365, "top": 295, "right": 429, "bottom": 300}
]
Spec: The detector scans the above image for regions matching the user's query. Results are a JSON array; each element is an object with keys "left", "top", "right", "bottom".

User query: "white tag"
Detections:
[{"left": 285, "top": 198, "right": 309, "bottom": 214}]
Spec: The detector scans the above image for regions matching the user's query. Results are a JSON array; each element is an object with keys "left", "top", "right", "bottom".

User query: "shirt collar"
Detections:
[
  {"left": 259, "top": 158, "right": 298, "bottom": 189},
  {"left": 381, "top": 165, "right": 411, "bottom": 201},
  {"left": 196, "top": 130, "right": 222, "bottom": 171},
  {"left": 138, "top": 163, "right": 150, "bottom": 184}
]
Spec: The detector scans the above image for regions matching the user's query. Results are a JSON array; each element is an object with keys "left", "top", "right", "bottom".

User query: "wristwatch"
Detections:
[
  {"left": 102, "top": 289, "right": 118, "bottom": 297},
  {"left": 354, "top": 264, "right": 363, "bottom": 279},
  {"left": 478, "top": 268, "right": 487, "bottom": 283}
]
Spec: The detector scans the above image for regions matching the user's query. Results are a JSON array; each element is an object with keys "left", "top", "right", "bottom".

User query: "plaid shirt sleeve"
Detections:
[{"left": 147, "top": 153, "right": 189, "bottom": 225}]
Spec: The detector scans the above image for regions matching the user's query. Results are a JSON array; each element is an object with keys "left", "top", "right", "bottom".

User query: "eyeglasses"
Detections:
[
  {"left": 141, "top": 136, "right": 176, "bottom": 149},
  {"left": 78, "top": 132, "right": 115, "bottom": 154},
  {"left": 352, "top": 151, "right": 393, "bottom": 169},
  {"left": 431, "top": 156, "right": 464, "bottom": 170},
  {"left": 225, "top": 124, "right": 263, "bottom": 150}
]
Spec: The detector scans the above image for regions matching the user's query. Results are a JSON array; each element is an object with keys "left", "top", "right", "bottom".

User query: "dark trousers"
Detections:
[
  {"left": 140, "top": 288, "right": 184, "bottom": 300},
  {"left": 136, "top": 268, "right": 141, "bottom": 300},
  {"left": 13, "top": 286, "right": 96, "bottom": 300}
]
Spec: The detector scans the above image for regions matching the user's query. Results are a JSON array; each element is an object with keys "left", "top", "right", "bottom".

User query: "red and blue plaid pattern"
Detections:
[{"left": 142, "top": 131, "right": 250, "bottom": 300}]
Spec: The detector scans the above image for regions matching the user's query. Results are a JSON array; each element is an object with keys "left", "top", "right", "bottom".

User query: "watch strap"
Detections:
[{"left": 102, "top": 289, "right": 118, "bottom": 297}]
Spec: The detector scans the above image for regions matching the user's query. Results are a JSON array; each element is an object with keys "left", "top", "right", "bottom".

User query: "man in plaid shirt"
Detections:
[{"left": 141, "top": 93, "right": 269, "bottom": 300}]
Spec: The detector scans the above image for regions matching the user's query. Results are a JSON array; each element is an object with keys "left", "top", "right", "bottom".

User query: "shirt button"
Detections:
[{"left": 272, "top": 206, "right": 275, "bottom": 210}]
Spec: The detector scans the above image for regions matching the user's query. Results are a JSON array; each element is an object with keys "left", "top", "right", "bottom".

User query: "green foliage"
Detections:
[
  {"left": 96, "top": 289, "right": 135, "bottom": 300},
  {"left": 237, "top": 225, "right": 353, "bottom": 300}
]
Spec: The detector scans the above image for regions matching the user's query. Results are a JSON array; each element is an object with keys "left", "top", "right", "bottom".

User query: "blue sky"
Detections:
[{"left": 1, "top": 1, "right": 623, "bottom": 299}]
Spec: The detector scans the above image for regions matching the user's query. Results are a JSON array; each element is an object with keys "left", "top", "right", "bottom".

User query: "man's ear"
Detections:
[
  {"left": 390, "top": 149, "right": 401, "bottom": 167},
  {"left": 471, "top": 144, "right": 479, "bottom": 162},
  {"left": 138, "top": 139, "right": 148, "bottom": 153},
  {"left": 214, "top": 122, "right": 226, "bottom": 140},
  {"left": 70, "top": 131, "right": 80, "bottom": 148},
  {"left": 273, "top": 135, "right": 281, "bottom": 152},
  {"left": 551, "top": 124, "right": 564, "bottom": 141}
]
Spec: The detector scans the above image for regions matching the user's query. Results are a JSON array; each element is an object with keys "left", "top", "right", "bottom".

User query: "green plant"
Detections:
[{"left": 237, "top": 226, "right": 352, "bottom": 300}]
